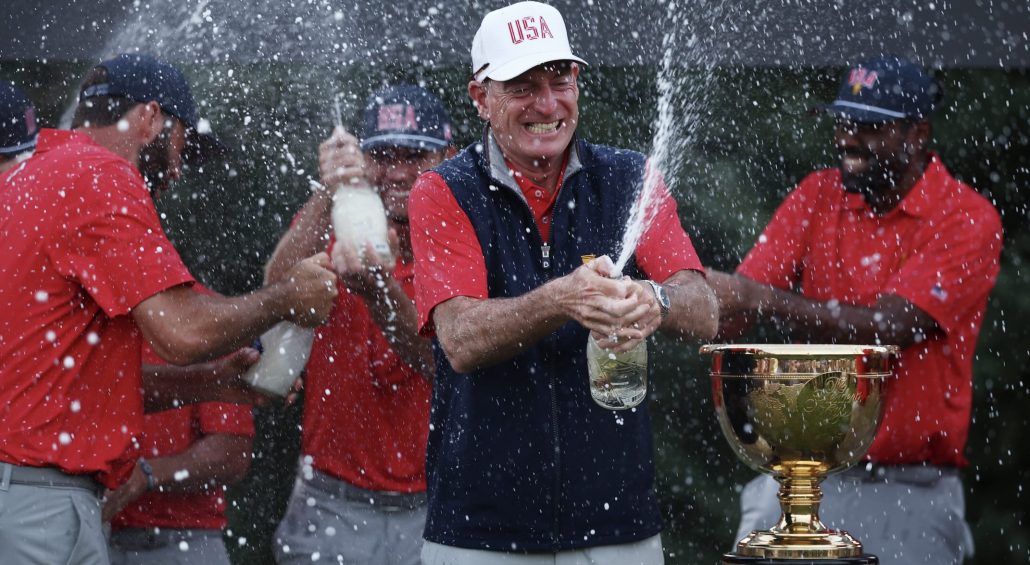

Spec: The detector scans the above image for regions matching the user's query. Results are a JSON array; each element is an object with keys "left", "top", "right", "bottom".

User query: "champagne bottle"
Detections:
[{"left": 581, "top": 255, "right": 648, "bottom": 410}]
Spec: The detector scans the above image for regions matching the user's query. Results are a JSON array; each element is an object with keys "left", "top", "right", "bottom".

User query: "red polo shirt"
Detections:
[
  {"left": 409, "top": 157, "right": 702, "bottom": 335},
  {"left": 302, "top": 258, "right": 431, "bottom": 493},
  {"left": 0, "top": 129, "right": 194, "bottom": 489},
  {"left": 113, "top": 289, "right": 254, "bottom": 530},
  {"left": 737, "top": 154, "right": 1002, "bottom": 466}
]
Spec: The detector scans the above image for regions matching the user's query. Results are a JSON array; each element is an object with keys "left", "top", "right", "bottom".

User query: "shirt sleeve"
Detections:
[
  {"left": 409, "top": 171, "right": 488, "bottom": 336},
  {"left": 737, "top": 176, "right": 819, "bottom": 289},
  {"left": 633, "top": 168, "right": 704, "bottom": 282},
  {"left": 883, "top": 202, "right": 1002, "bottom": 336},
  {"left": 196, "top": 402, "right": 256, "bottom": 437},
  {"left": 47, "top": 160, "right": 194, "bottom": 317}
]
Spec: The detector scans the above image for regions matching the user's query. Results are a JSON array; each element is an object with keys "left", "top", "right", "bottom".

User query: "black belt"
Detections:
[
  {"left": 304, "top": 467, "right": 427, "bottom": 511},
  {"left": 841, "top": 462, "right": 959, "bottom": 485},
  {"left": 0, "top": 462, "right": 103, "bottom": 496}
]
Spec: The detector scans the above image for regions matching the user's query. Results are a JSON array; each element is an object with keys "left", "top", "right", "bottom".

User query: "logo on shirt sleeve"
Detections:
[{"left": 930, "top": 283, "right": 948, "bottom": 302}]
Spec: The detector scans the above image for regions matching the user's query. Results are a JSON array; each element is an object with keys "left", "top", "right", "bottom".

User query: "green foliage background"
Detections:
[{"left": 2, "top": 59, "right": 1027, "bottom": 564}]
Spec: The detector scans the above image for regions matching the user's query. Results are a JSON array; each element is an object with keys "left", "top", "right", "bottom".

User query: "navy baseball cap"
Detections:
[
  {"left": 0, "top": 80, "right": 38, "bottom": 156},
  {"left": 79, "top": 54, "right": 226, "bottom": 163},
  {"left": 822, "top": 55, "right": 942, "bottom": 123},
  {"left": 360, "top": 85, "right": 452, "bottom": 151}
]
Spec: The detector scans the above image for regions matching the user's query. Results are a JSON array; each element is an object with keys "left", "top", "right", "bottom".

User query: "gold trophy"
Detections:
[{"left": 700, "top": 344, "right": 897, "bottom": 564}]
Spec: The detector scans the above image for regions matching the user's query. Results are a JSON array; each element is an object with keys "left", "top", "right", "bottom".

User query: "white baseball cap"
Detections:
[{"left": 471, "top": 1, "right": 587, "bottom": 82}]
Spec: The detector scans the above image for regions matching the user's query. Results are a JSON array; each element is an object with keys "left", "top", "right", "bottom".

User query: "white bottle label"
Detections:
[
  {"left": 331, "top": 185, "right": 395, "bottom": 269},
  {"left": 244, "top": 322, "right": 315, "bottom": 397}
]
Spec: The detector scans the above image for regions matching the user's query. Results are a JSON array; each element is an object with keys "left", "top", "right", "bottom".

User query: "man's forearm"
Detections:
[
  {"left": 143, "top": 434, "right": 252, "bottom": 494},
  {"left": 361, "top": 276, "right": 434, "bottom": 378},
  {"left": 143, "top": 362, "right": 223, "bottom": 412},
  {"left": 763, "top": 288, "right": 936, "bottom": 347},
  {"left": 660, "top": 270, "right": 719, "bottom": 341},
  {"left": 434, "top": 282, "right": 569, "bottom": 374},
  {"left": 265, "top": 190, "right": 333, "bottom": 284}
]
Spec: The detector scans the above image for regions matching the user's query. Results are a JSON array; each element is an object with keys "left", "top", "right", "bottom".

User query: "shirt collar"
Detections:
[
  {"left": 35, "top": 128, "right": 93, "bottom": 153},
  {"left": 483, "top": 126, "right": 582, "bottom": 198},
  {"left": 843, "top": 152, "right": 946, "bottom": 219}
]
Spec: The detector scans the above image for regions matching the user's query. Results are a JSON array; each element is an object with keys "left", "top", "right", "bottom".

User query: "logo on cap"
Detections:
[
  {"left": 507, "top": 16, "right": 554, "bottom": 45},
  {"left": 377, "top": 104, "right": 419, "bottom": 132},
  {"left": 24, "top": 106, "right": 37, "bottom": 136},
  {"left": 848, "top": 68, "right": 879, "bottom": 95}
]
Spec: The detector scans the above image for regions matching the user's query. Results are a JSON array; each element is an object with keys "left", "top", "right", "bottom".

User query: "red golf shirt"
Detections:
[
  {"left": 409, "top": 160, "right": 702, "bottom": 335},
  {"left": 0, "top": 129, "right": 194, "bottom": 488},
  {"left": 113, "top": 288, "right": 255, "bottom": 530},
  {"left": 302, "top": 258, "right": 431, "bottom": 493},
  {"left": 112, "top": 398, "right": 254, "bottom": 529},
  {"left": 737, "top": 154, "right": 1002, "bottom": 466}
]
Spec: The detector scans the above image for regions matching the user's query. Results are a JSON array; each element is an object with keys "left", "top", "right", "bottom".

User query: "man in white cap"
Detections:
[{"left": 408, "top": 2, "right": 718, "bottom": 563}]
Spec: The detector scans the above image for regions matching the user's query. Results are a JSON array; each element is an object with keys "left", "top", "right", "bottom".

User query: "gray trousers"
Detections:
[
  {"left": 274, "top": 469, "right": 426, "bottom": 565},
  {"left": 735, "top": 467, "right": 974, "bottom": 565},
  {"left": 0, "top": 481, "right": 109, "bottom": 565},
  {"left": 420, "top": 535, "right": 664, "bottom": 565},
  {"left": 108, "top": 528, "right": 231, "bottom": 565}
]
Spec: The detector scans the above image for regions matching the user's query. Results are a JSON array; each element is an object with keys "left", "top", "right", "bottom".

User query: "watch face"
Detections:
[{"left": 649, "top": 280, "right": 670, "bottom": 315}]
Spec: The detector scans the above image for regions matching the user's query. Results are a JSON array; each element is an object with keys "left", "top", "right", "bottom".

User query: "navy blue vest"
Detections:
[{"left": 422, "top": 134, "right": 663, "bottom": 551}]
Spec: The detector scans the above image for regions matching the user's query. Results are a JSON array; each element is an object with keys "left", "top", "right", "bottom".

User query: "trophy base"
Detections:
[
  {"left": 721, "top": 555, "right": 878, "bottom": 564},
  {"left": 732, "top": 528, "right": 867, "bottom": 561}
]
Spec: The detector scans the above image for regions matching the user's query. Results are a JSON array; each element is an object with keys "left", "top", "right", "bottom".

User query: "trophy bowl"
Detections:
[{"left": 700, "top": 344, "right": 896, "bottom": 563}]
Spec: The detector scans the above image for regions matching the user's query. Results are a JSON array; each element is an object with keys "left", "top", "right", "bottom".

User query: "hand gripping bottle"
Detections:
[
  {"left": 582, "top": 255, "right": 648, "bottom": 410},
  {"left": 244, "top": 322, "right": 315, "bottom": 397},
  {"left": 331, "top": 179, "right": 395, "bottom": 270}
]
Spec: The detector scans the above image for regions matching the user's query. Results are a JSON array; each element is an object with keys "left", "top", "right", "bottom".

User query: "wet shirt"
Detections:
[
  {"left": 113, "top": 291, "right": 254, "bottom": 530},
  {"left": 0, "top": 129, "right": 194, "bottom": 488},
  {"left": 302, "top": 257, "right": 431, "bottom": 493},
  {"left": 737, "top": 154, "right": 1002, "bottom": 466},
  {"left": 111, "top": 402, "right": 254, "bottom": 530},
  {"left": 410, "top": 155, "right": 701, "bottom": 335}
]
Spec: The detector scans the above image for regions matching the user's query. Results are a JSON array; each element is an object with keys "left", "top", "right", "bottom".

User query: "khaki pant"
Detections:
[
  {"left": 420, "top": 535, "right": 664, "bottom": 565},
  {"left": 108, "top": 528, "right": 231, "bottom": 565},
  {"left": 0, "top": 481, "right": 109, "bottom": 565},
  {"left": 274, "top": 469, "right": 426, "bottom": 565}
]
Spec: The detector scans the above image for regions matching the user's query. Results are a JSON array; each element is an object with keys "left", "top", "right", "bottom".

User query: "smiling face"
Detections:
[
  {"left": 834, "top": 118, "right": 928, "bottom": 210},
  {"left": 365, "top": 145, "right": 447, "bottom": 223},
  {"left": 470, "top": 62, "right": 579, "bottom": 173}
]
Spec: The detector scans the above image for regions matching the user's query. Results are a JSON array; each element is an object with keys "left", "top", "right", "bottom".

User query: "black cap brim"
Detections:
[
  {"left": 183, "top": 129, "right": 227, "bottom": 164},
  {"left": 814, "top": 101, "right": 908, "bottom": 124}
]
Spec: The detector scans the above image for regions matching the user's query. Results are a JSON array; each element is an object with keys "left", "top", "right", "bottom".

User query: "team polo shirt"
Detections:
[
  {"left": 302, "top": 257, "right": 431, "bottom": 493},
  {"left": 0, "top": 129, "right": 194, "bottom": 488},
  {"left": 737, "top": 154, "right": 1002, "bottom": 467},
  {"left": 409, "top": 152, "right": 700, "bottom": 335},
  {"left": 113, "top": 290, "right": 255, "bottom": 530},
  {"left": 111, "top": 400, "right": 254, "bottom": 529}
]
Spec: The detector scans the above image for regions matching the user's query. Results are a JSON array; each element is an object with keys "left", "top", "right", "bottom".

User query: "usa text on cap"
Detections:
[{"left": 471, "top": 1, "right": 587, "bottom": 82}]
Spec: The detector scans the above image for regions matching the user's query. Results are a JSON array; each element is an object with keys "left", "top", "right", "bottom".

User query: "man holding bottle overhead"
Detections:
[
  {"left": 408, "top": 2, "right": 718, "bottom": 563},
  {"left": 266, "top": 85, "right": 452, "bottom": 565}
]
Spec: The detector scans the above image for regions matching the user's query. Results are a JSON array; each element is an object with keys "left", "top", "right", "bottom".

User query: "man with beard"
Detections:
[
  {"left": 0, "top": 54, "right": 338, "bottom": 564},
  {"left": 266, "top": 85, "right": 452, "bottom": 565},
  {"left": 707, "top": 55, "right": 1002, "bottom": 565}
]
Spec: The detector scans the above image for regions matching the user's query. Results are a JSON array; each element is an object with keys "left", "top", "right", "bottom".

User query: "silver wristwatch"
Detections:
[{"left": 645, "top": 280, "right": 671, "bottom": 319}]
